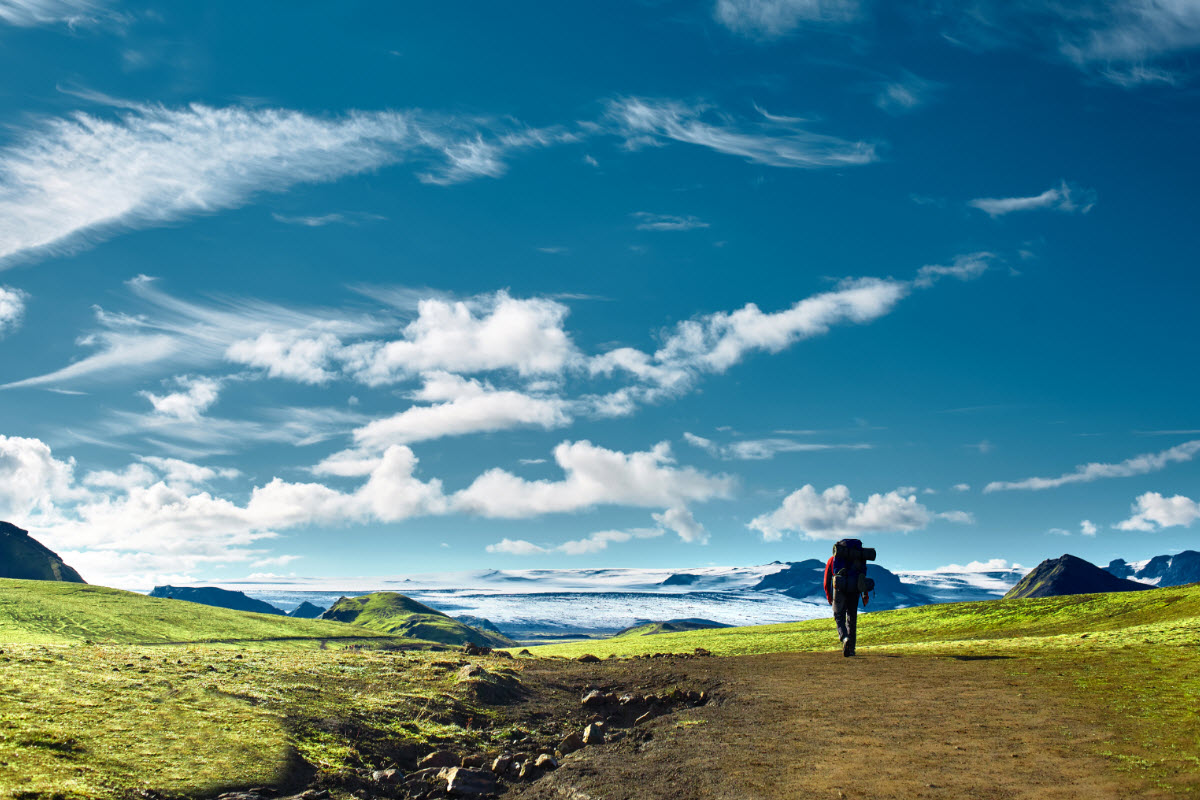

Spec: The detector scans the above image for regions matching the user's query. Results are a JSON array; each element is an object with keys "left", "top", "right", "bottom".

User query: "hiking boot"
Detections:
[{"left": 842, "top": 639, "right": 852, "bottom": 657}]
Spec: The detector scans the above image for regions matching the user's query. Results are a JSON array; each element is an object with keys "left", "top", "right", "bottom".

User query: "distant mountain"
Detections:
[
  {"left": 149, "top": 585, "right": 286, "bottom": 615},
  {"left": 322, "top": 592, "right": 517, "bottom": 647},
  {"left": 614, "top": 618, "right": 730, "bottom": 637},
  {"left": 752, "top": 559, "right": 931, "bottom": 610},
  {"left": 1106, "top": 551, "right": 1200, "bottom": 587},
  {"left": 0, "top": 521, "right": 85, "bottom": 583},
  {"left": 1005, "top": 554, "right": 1153, "bottom": 599},
  {"left": 455, "top": 614, "right": 511, "bottom": 637},
  {"left": 660, "top": 573, "right": 701, "bottom": 586},
  {"left": 287, "top": 601, "right": 326, "bottom": 618}
]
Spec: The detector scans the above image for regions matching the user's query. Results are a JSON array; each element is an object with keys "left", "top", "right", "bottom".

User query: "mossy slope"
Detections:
[{"left": 322, "top": 592, "right": 518, "bottom": 647}]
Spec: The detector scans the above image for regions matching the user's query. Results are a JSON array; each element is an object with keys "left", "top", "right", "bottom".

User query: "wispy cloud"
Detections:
[
  {"left": 875, "top": 72, "right": 939, "bottom": 114},
  {"left": 985, "top": 439, "right": 1200, "bottom": 492},
  {"left": 0, "top": 0, "right": 108, "bottom": 26},
  {"left": 607, "top": 97, "right": 876, "bottom": 169},
  {"left": 969, "top": 181, "right": 1095, "bottom": 217},
  {"left": 271, "top": 211, "right": 385, "bottom": 227},
  {"left": 914, "top": 252, "right": 994, "bottom": 288},
  {"left": 0, "top": 285, "right": 27, "bottom": 336},
  {"left": 714, "top": 0, "right": 860, "bottom": 39},
  {"left": 487, "top": 526, "right": 665, "bottom": 556},
  {"left": 0, "top": 102, "right": 564, "bottom": 266},
  {"left": 683, "top": 431, "right": 870, "bottom": 460},
  {"left": 632, "top": 212, "right": 710, "bottom": 232}
]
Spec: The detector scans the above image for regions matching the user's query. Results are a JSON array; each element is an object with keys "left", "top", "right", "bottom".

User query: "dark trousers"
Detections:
[{"left": 833, "top": 590, "right": 860, "bottom": 650}]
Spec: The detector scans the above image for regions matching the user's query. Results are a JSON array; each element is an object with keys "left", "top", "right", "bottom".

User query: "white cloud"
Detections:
[
  {"left": 0, "top": 102, "right": 561, "bottom": 266},
  {"left": 139, "top": 375, "right": 221, "bottom": 422},
  {"left": 652, "top": 506, "right": 708, "bottom": 544},
  {"left": 0, "top": 434, "right": 83, "bottom": 517},
  {"left": 607, "top": 97, "right": 876, "bottom": 169},
  {"left": 748, "top": 484, "right": 969, "bottom": 541},
  {"left": 270, "top": 211, "right": 383, "bottom": 227},
  {"left": 1048, "top": 527, "right": 1072, "bottom": 536},
  {"left": 0, "top": 0, "right": 106, "bottom": 26},
  {"left": 936, "top": 558, "right": 1023, "bottom": 572},
  {"left": 683, "top": 431, "right": 871, "bottom": 460},
  {"left": 953, "top": 483, "right": 971, "bottom": 492},
  {"left": 914, "top": 252, "right": 994, "bottom": 288},
  {"left": 454, "top": 440, "right": 734, "bottom": 519},
  {"left": 985, "top": 440, "right": 1200, "bottom": 492},
  {"left": 337, "top": 292, "right": 579, "bottom": 385},
  {"left": 632, "top": 212, "right": 710, "bottom": 231},
  {"left": 714, "top": 0, "right": 859, "bottom": 38},
  {"left": 1115, "top": 491, "right": 1200, "bottom": 531},
  {"left": 485, "top": 538, "right": 549, "bottom": 556},
  {"left": 1081, "top": 519, "right": 1098, "bottom": 536},
  {"left": 351, "top": 372, "right": 570, "bottom": 448},
  {"left": 969, "top": 181, "right": 1095, "bottom": 217},
  {"left": 226, "top": 331, "right": 343, "bottom": 384},
  {"left": 875, "top": 73, "right": 938, "bottom": 114},
  {"left": 937, "top": 510, "right": 976, "bottom": 524},
  {"left": 0, "top": 285, "right": 27, "bottom": 336}
]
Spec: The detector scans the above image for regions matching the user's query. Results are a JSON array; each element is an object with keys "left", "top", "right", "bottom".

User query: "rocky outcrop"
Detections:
[
  {"left": 149, "top": 585, "right": 286, "bottom": 615},
  {"left": 0, "top": 521, "right": 85, "bottom": 583},
  {"left": 1005, "top": 554, "right": 1153, "bottom": 599}
]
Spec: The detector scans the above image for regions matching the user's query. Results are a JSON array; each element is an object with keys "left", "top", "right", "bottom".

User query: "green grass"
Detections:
[
  {"left": 0, "top": 579, "right": 426, "bottom": 648},
  {"left": 529, "top": 582, "right": 1200, "bottom": 658},
  {"left": 322, "top": 592, "right": 518, "bottom": 648}
]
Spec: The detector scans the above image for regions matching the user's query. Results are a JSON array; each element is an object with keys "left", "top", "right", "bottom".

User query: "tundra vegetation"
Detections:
[{"left": 0, "top": 579, "right": 1196, "bottom": 798}]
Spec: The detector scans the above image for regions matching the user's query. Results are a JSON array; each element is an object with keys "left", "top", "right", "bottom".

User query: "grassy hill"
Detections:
[
  {"left": 321, "top": 592, "right": 518, "bottom": 648},
  {"left": 531, "top": 582, "right": 1200, "bottom": 658},
  {"left": 0, "top": 579, "right": 414, "bottom": 647}
]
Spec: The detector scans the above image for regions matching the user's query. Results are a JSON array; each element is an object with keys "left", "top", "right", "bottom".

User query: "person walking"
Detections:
[{"left": 823, "top": 539, "right": 874, "bottom": 657}]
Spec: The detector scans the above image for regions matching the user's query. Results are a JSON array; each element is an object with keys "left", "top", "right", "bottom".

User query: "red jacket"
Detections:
[{"left": 824, "top": 555, "right": 868, "bottom": 606}]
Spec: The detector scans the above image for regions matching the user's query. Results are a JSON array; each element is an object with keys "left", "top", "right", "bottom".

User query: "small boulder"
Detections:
[
  {"left": 462, "top": 642, "right": 492, "bottom": 656},
  {"left": 518, "top": 648, "right": 533, "bottom": 656},
  {"left": 461, "top": 754, "right": 484, "bottom": 768},
  {"left": 581, "top": 689, "right": 606, "bottom": 707},
  {"left": 518, "top": 761, "right": 542, "bottom": 781},
  {"left": 583, "top": 722, "right": 606, "bottom": 746},
  {"left": 535, "top": 754, "right": 558, "bottom": 770},
  {"left": 577, "top": 654, "right": 601, "bottom": 663},
  {"left": 418, "top": 750, "right": 460, "bottom": 770},
  {"left": 557, "top": 731, "right": 584, "bottom": 755},
  {"left": 490, "top": 753, "right": 513, "bottom": 774},
  {"left": 371, "top": 768, "right": 400, "bottom": 784},
  {"left": 694, "top": 647, "right": 713, "bottom": 656},
  {"left": 492, "top": 650, "right": 513, "bottom": 659},
  {"left": 443, "top": 766, "right": 497, "bottom": 795}
]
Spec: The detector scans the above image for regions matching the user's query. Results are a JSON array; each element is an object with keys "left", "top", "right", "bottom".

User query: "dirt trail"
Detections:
[{"left": 507, "top": 650, "right": 1154, "bottom": 800}]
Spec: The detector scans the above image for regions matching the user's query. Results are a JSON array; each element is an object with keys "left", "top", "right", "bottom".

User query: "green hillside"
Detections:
[
  {"left": 322, "top": 592, "right": 517, "bottom": 647},
  {"left": 532, "top": 582, "right": 1200, "bottom": 658},
  {"left": 0, "top": 579, "right": 410, "bottom": 647}
]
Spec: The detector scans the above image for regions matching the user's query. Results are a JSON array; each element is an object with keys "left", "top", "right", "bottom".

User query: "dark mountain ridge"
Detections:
[
  {"left": 1106, "top": 550, "right": 1200, "bottom": 587},
  {"left": 752, "top": 558, "right": 931, "bottom": 610},
  {"left": 0, "top": 521, "right": 85, "bottom": 583},
  {"left": 1006, "top": 554, "right": 1152, "bottom": 599},
  {"left": 149, "top": 585, "right": 286, "bottom": 615}
]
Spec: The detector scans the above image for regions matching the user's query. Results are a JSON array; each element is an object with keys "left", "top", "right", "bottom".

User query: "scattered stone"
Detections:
[
  {"left": 461, "top": 754, "right": 484, "bottom": 768},
  {"left": 443, "top": 766, "right": 497, "bottom": 795},
  {"left": 618, "top": 693, "right": 639, "bottom": 706},
  {"left": 518, "top": 761, "right": 542, "bottom": 781},
  {"left": 581, "top": 689, "right": 606, "bottom": 707},
  {"left": 457, "top": 664, "right": 484, "bottom": 679},
  {"left": 371, "top": 768, "right": 401, "bottom": 784},
  {"left": 418, "top": 750, "right": 460, "bottom": 770},
  {"left": 694, "top": 647, "right": 713, "bottom": 656},
  {"left": 557, "top": 731, "right": 584, "bottom": 755},
  {"left": 462, "top": 642, "right": 492, "bottom": 656},
  {"left": 492, "top": 649, "right": 513, "bottom": 659},
  {"left": 518, "top": 648, "right": 533, "bottom": 656},
  {"left": 490, "top": 753, "right": 513, "bottom": 774},
  {"left": 405, "top": 767, "right": 444, "bottom": 782},
  {"left": 534, "top": 754, "right": 558, "bottom": 770},
  {"left": 577, "top": 654, "right": 601, "bottom": 663},
  {"left": 583, "top": 722, "right": 606, "bottom": 745}
]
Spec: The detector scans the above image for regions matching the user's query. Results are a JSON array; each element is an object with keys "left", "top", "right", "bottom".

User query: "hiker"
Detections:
[{"left": 823, "top": 539, "right": 875, "bottom": 657}]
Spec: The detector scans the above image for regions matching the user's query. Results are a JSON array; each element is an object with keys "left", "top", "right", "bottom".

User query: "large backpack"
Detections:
[{"left": 831, "top": 538, "right": 877, "bottom": 595}]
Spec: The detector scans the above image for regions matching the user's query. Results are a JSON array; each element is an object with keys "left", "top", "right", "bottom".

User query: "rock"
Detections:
[
  {"left": 458, "top": 664, "right": 484, "bottom": 679},
  {"left": 490, "top": 753, "right": 513, "bottom": 774},
  {"left": 492, "top": 649, "right": 513, "bottom": 659},
  {"left": 581, "top": 689, "right": 606, "bottom": 707},
  {"left": 463, "top": 642, "right": 492, "bottom": 656},
  {"left": 634, "top": 710, "right": 655, "bottom": 725},
  {"left": 443, "top": 766, "right": 498, "bottom": 795},
  {"left": 535, "top": 754, "right": 558, "bottom": 770},
  {"left": 518, "top": 761, "right": 542, "bottom": 780},
  {"left": 583, "top": 722, "right": 606, "bottom": 745},
  {"left": 577, "top": 654, "right": 601, "bottom": 663},
  {"left": 406, "top": 767, "right": 444, "bottom": 782},
  {"left": 694, "top": 647, "right": 713, "bottom": 656},
  {"left": 557, "top": 731, "right": 584, "bottom": 755},
  {"left": 461, "top": 754, "right": 484, "bottom": 768},
  {"left": 518, "top": 648, "right": 533, "bottom": 656},
  {"left": 418, "top": 750, "right": 460, "bottom": 770},
  {"left": 371, "top": 768, "right": 401, "bottom": 784}
]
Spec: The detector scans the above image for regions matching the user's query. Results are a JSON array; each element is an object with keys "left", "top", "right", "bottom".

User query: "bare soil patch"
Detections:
[{"left": 503, "top": 650, "right": 1161, "bottom": 800}]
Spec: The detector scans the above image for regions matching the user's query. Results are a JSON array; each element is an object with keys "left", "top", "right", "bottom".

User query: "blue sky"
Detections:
[{"left": 1, "top": 0, "right": 1198, "bottom": 588}]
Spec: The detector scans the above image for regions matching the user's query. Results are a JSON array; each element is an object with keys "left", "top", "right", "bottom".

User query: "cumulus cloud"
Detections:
[
  {"left": 714, "top": 0, "right": 859, "bottom": 38},
  {"left": 607, "top": 97, "right": 876, "bottom": 169},
  {"left": 652, "top": 506, "right": 708, "bottom": 544},
  {"left": 455, "top": 440, "right": 734, "bottom": 519},
  {"left": 748, "top": 484, "right": 970, "bottom": 541},
  {"left": 969, "top": 181, "right": 1095, "bottom": 217},
  {"left": 632, "top": 212, "right": 709, "bottom": 231},
  {"left": 985, "top": 440, "right": 1200, "bottom": 492},
  {"left": 139, "top": 375, "right": 221, "bottom": 422},
  {"left": 351, "top": 372, "right": 570, "bottom": 448},
  {"left": 0, "top": 285, "right": 27, "bottom": 336},
  {"left": 1081, "top": 519, "right": 1098, "bottom": 536},
  {"left": 1116, "top": 491, "right": 1200, "bottom": 531},
  {"left": 0, "top": 102, "right": 565, "bottom": 266}
]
